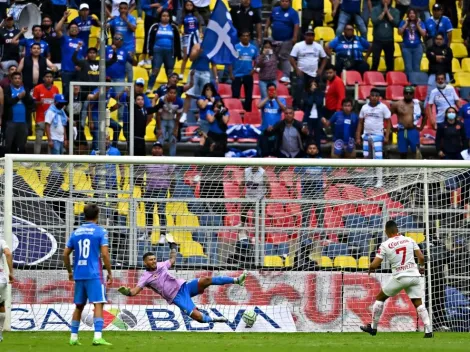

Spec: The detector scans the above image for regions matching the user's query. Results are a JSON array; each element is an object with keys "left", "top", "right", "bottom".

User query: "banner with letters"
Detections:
[{"left": 10, "top": 270, "right": 423, "bottom": 332}]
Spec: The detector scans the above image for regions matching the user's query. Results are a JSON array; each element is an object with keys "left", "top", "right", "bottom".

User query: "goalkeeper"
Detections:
[{"left": 119, "top": 239, "right": 247, "bottom": 323}]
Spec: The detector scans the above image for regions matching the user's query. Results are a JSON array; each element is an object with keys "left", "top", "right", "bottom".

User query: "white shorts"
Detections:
[
  {"left": 0, "top": 283, "right": 7, "bottom": 304},
  {"left": 382, "top": 276, "right": 423, "bottom": 299}
]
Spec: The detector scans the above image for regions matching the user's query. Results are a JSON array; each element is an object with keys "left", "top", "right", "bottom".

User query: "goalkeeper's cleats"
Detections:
[
  {"left": 69, "top": 338, "right": 81, "bottom": 346},
  {"left": 212, "top": 317, "right": 228, "bottom": 323},
  {"left": 360, "top": 324, "right": 377, "bottom": 336},
  {"left": 424, "top": 332, "right": 434, "bottom": 338},
  {"left": 118, "top": 286, "right": 131, "bottom": 296},
  {"left": 93, "top": 338, "right": 112, "bottom": 346},
  {"left": 237, "top": 270, "right": 248, "bottom": 287}
]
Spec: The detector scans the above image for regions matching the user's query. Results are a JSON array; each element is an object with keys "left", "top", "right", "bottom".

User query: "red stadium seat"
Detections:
[
  {"left": 323, "top": 206, "right": 344, "bottom": 228},
  {"left": 366, "top": 188, "right": 405, "bottom": 216},
  {"left": 386, "top": 71, "right": 409, "bottom": 86},
  {"left": 363, "top": 71, "right": 387, "bottom": 86},
  {"left": 380, "top": 100, "right": 391, "bottom": 110},
  {"left": 346, "top": 70, "right": 363, "bottom": 86},
  {"left": 224, "top": 181, "right": 241, "bottom": 198},
  {"left": 390, "top": 114, "right": 398, "bottom": 128},
  {"left": 325, "top": 185, "right": 357, "bottom": 216},
  {"left": 224, "top": 98, "right": 245, "bottom": 113},
  {"left": 358, "top": 85, "right": 374, "bottom": 100},
  {"left": 415, "top": 85, "right": 427, "bottom": 101},
  {"left": 386, "top": 85, "right": 404, "bottom": 100},
  {"left": 184, "top": 126, "right": 201, "bottom": 143},
  {"left": 228, "top": 110, "right": 243, "bottom": 125},
  {"left": 251, "top": 99, "right": 261, "bottom": 112},
  {"left": 241, "top": 85, "right": 261, "bottom": 99},
  {"left": 253, "top": 72, "right": 259, "bottom": 83},
  {"left": 277, "top": 84, "right": 290, "bottom": 97},
  {"left": 341, "top": 184, "right": 382, "bottom": 216},
  {"left": 244, "top": 111, "right": 261, "bottom": 125},
  {"left": 420, "top": 127, "right": 436, "bottom": 145},
  {"left": 218, "top": 83, "right": 232, "bottom": 98}
]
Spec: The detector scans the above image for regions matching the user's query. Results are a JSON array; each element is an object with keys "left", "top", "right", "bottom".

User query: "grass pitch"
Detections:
[{"left": 1, "top": 332, "right": 470, "bottom": 352}]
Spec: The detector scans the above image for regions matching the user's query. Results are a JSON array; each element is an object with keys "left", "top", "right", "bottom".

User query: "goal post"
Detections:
[{"left": 1, "top": 154, "right": 470, "bottom": 332}]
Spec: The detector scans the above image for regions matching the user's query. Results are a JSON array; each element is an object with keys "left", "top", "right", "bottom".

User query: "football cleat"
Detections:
[
  {"left": 424, "top": 332, "right": 434, "bottom": 338},
  {"left": 92, "top": 338, "right": 112, "bottom": 346},
  {"left": 360, "top": 324, "right": 377, "bottom": 336}
]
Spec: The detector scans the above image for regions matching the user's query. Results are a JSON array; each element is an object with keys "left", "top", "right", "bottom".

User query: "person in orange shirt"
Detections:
[{"left": 33, "top": 71, "right": 59, "bottom": 154}]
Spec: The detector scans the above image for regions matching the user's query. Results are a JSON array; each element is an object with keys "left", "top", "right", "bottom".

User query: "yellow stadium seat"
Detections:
[
  {"left": 167, "top": 201, "right": 188, "bottom": 215},
  {"left": 88, "top": 37, "right": 98, "bottom": 49},
  {"left": 17, "top": 167, "right": 44, "bottom": 196},
  {"left": 420, "top": 57, "right": 429, "bottom": 72},
  {"left": 136, "top": 38, "right": 144, "bottom": 55},
  {"left": 133, "top": 66, "right": 149, "bottom": 89},
  {"left": 451, "top": 43, "right": 468, "bottom": 58},
  {"left": 406, "top": 232, "right": 425, "bottom": 244},
  {"left": 320, "top": 256, "right": 333, "bottom": 268},
  {"left": 394, "top": 42, "right": 402, "bottom": 57},
  {"left": 452, "top": 28, "right": 463, "bottom": 43},
  {"left": 180, "top": 241, "right": 205, "bottom": 257},
  {"left": 394, "top": 57, "right": 405, "bottom": 72},
  {"left": 452, "top": 58, "right": 462, "bottom": 73},
  {"left": 74, "top": 202, "right": 85, "bottom": 215},
  {"left": 314, "top": 26, "right": 335, "bottom": 41},
  {"left": 462, "top": 58, "right": 470, "bottom": 72},
  {"left": 284, "top": 256, "right": 294, "bottom": 267},
  {"left": 455, "top": 72, "right": 470, "bottom": 87},
  {"left": 145, "top": 119, "right": 157, "bottom": 141},
  {"left": 264, "top": 256, "right": 284, "bottom": 267},
  {"left": 333, "top": 256, "right": 357, "bottom": 269},
  {"left": 136, "top": 20, "right": 145, "bottom": 39},
  {"left": 90, "top": 24, "right": 100, "bottom": 38},
  {"left": 176, "top": 214, "right": 199, "bottom": 228},
  {"left": 394, "top": 28, "right": 402, "bottom": 43},
  {"left": 67, "top": 10, "right": 79, "bottom": 23},
  {"left": 358, "top": 256, "right": 370, "bottom": 269},
  {"left": 367, "top": 28, "right": 373, "bottom": 42},
  {"left": 210, "top": 0, "right": 230, "bottom": 10},
  {"left": 54, "top": 80, "right": 63, "bottom": 94},
  {"left": 367, "top": 57, "right": 387, "bottom": 72}
]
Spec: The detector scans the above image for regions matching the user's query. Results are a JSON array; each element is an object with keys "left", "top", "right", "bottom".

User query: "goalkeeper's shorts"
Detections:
[
  {"left": 172, "top": 279, "right": 200, "bottom": 316},
  {"left": 0, "top": 283, "right": 7, "bottom": 304},
  {"left": 74, "top": 279, "right": 107, "bottom": 305}
]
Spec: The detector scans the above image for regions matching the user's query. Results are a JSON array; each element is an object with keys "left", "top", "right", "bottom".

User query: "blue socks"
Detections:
[
  {"left": 94, "top": 317, "right": 104, "bottom": 333},
  {"left": 211, "top": 277, "right": 235, "bottom": 285},
  {"left": 71, "top": 320, "right": 80, "bottom": 334}
]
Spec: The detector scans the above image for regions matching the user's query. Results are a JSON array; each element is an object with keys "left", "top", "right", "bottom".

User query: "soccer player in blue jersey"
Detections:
[{"left": 63, "top": 203, "right": 113, "bottom": 346}]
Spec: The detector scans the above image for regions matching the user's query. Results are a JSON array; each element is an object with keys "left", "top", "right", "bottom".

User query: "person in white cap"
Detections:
[{"left": 71, "top": 3, "right": 102, "bottom": 54}]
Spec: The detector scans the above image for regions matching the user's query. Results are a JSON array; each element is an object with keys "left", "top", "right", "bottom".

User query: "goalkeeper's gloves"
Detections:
[{"left": 118, "top": 286, "right": 132, "bottom": 296}]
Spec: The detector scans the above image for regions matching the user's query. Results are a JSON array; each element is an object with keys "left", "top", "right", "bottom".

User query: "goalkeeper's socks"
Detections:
[
  {"left": 371, "top": 301, "right": 385, "bottom": 330},
  {"left": 417, "top": 305, "right": 433, "bottom": 333},
  {"left": 94, "top": 317, "right": 104, "bottom": 339},
  {"left": 212, "top": 277, "right": 236, "bottom": 285},
  {"left": 0, "top": 312, "right": 5, "bottom": 332}
]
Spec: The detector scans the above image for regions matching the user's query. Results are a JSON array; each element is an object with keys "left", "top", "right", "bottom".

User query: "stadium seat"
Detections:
[
  {"left": 394, "top": 42, "right": 402, "bottom": 57},
  {"left": 53, "top": 81, "right": 63, "bottom": 94},
  {"left": 462, "top": 58, "right": 470, "bottom": 72},
  {"left": 393, "top": 27, "right": 402, "bottom": 42},
  {"left": 276, "top": 84, "right": 290, "bottom": 97},
  {"left": 406, "top": 232, "right": 425, "bottom": 244},
  {"left": 187, "top": 255, "right": 208, "bottom": 264},
  {"left": 265, "top": 243, "right": 277, "bottom": 255},
  {"left": 243, "top": 111, "right": 261, "bottom": 125},
  {"left": 408, "top": 72, "right": 429, "bottom": 86},
  {"left": 218, "top": 83, "right": 232, "bottom": 98},
  {"left": 294, "top": 111, "right": 304, "bottom": 122},
  {"left": 386, "top": 71, "right": 409, "bottom": 86},
  {"left": 386, "top": 85, "right": 404, "bottom": 100},
  {"left": 455, "top": 72, "right": 470, "bottom": 87},
  {"left": 179, "top": 241, "right": 205, "bottom": 257},
  {"left": 415, "top": 85, "right": 428, "bottom": 101},
  {"left": 228, "top": 110, "right": 243, "bottom": 125},
  {"left": 367, "top": 57, "right": 387, "bottom": 72},
  {"left": 344, "top": 214, "right": 367, "bottom": 229},
  {"left": 452, "top": 28, "right": 463, "bottom": 42},
  {"left": 420, "top": 57, "right": 429, "bottom": 71},
  {"left": 320, "top": 256, "right": 333, "bottom": 268},
  {"left": 224, "top": 98, "right": 245, "bottom": 112},
  {"left": 17, "top": 167, "right": 44, "bottom": 196},
  {"left": 314, "top": 26, "right": 335, "bottom": 41},
  {"left": 333, "top": 256, "right": 357, "bottom": 269},
  {"left": 394, "top": 215, "right": 419, "bottom": 229},
  {"left": 323, "top": 206, "right": 344, "bottom": 228},
  {"left": 394, "top": 57, "right": 405, "bottom": 72},
  {"left": 325, "top": 185, "right": 357, "bottom": 216},
  {"left": 264, "top": 255, "right": 284, "bottom": 267},
  {"left": 136, "top": 20, "right": 145, "bottom": 38},
  {"left": 345, "top": 70, "right": 362, "bottom": 86},
  {"left": 358, "top": 256, "right": 370, "bottom": 269},
  {"left": 368, "top": 215, "right": 383, "bottom": 228},
  {"left": 453, "top": 58, "right": 462, "bottom": 73},
  {"left": 322, "top": 243, "right": 349, "bottom": 258},
  {"left": 367, "top": 28, "right": 373, "bottom": 42},
  {"left": 277, "top": 242, "right": 290, "bottom": 256},
  {"left": 241, "top": 84, "right": 261, "bottom": 99},
  {"left": 358, "top": 85, "right": 374, "bottom": 100},
  {"left": 133, "top": 66, "right": 149, "bottom": 88},
  {"left": 451, "top": 43, "right": 468, "bottom": 58},
  {"left": 363, "top": 71, "right": 387, "bottom": 86},
  {"left": 459, "top": 86, "right": 470, "bottom": 100},
  {"left": 420, "top": 127, "right": 436, "bottom": 145}
]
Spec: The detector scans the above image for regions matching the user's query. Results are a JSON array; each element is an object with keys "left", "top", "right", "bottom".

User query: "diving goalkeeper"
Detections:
[{"left": 118, "top": 241, "right": 247, "bottom": 323}]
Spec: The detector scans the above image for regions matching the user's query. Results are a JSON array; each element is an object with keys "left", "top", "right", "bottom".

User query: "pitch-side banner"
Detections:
[{"left": 10, "top": 270, "right": 423, "bottom": 332}]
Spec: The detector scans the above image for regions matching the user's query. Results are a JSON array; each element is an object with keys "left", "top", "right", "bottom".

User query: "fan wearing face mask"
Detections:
[{"left": 435, "top": 107, "right": 466, "bottom": 159}]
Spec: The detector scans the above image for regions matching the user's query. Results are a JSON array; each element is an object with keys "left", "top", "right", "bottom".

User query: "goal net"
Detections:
[{"left": 1, "top": 155, "right": 470, "bottom": 333}]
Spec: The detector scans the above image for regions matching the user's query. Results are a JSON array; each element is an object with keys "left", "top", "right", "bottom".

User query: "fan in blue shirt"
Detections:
[
  {"left": 232, "top": 42, "right": 259, "bottom": 77},
  {"left": 268, "top": 4, "right": 299, "bottom": 42},
  {"left": 55, "top": 15, "right": 86, "bottom": 72},
  {"left": 458, "top": 103, "right": 470, "bottom": 139},
  {"left": 260, "top": 92, "right": 286, "bottom": 131},
  {"left": 71, "top": 9, "right": 101, "bottom": 53},
  {"left": 328, "top": 35, "right": 370, "bottom": 61},
  {"left": 425, "top": 6, "right": 453, "bottom": 44},
  {"left": 107, "top": 9, "right": 137, "bottom": 54},
  {"left": 105, "top": 43, "right": 133, "bottom": 80}
]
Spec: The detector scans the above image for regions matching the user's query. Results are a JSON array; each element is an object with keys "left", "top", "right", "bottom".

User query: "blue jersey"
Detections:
[
  {"left": 328, "top": 35, "right": 370, "bottom": 61},
  {"left": 340, "top": 0, "right": 361, "bottom": 13},
  {"left": 183, "top": 14, "right": 200, "bottom": 35},
  {"left": 71, "top": 16, "right": 100, "bottom": 51},
  {"left": 233, "top": 43, "right": 258, "bottom": 77},
  {"left": 191, "top": 52, "right": 211, "bottom": 71},
  {"left": 108, "top": 15, "right": 137, "bottom": 53},
  {"left": 207, "top": 110, "right": 230, "bottom": 134},
  {"left": 425, "top": 16, "right": 453, "bottom": 43},
  {"left": 66, "top": 222, "right": 109, "bottom": 281},
  {"left": 329, "top": 111, "right": 359, "bottom": 141},
  {"left": 19, "top": 38, "right": 49, "bottom": 57},
  {"left": 261, "top": 97, "right": 286, "bottom": 131},
  {"left": 270, "top": 6, "right": 299, "bottom": 41},
  {"left": 198, "top": 96, "right": 215, "bottom": 121},
  {"left": 400, "top": 20, "right": 425, "bottom": 48},
  {"left": 106, "top": 46, "right": 131, "bottom": 79},
  {"left": 60, "top": 35, "right": 85, "bottom": 72},
  {"left": 459, "top": 103, "right": 470, "bottom": 139},
  {"left": 154, "top": 24, "right": 174, "bottom": 50},
  {"left": 11, "top": 85, "right": 26, "bottom": 123}
]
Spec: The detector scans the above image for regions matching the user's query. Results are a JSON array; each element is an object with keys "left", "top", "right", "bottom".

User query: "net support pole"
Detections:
[
  {"left": 423, "top": 168, "right": 433, "bottom": 325},
  {"left": 254, "top": 201, "right": 260, "bottom": 266},
  {"left": 3, "top": 155, "right": 13, "bottom": 331},
  {"left": 128, "top": 89, "right": 137, "bottom": 265},
  {"left": 67, "top": 86, "right": 75, "bottom": 241}
]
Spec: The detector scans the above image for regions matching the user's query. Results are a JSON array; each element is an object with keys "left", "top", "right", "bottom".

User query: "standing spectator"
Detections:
[
  {"left": 325, "top": 25, "right": 371, "bottom": 75},
  {"left": 426, "top": 34, "right": 452, "bottom": 103},
  {"left": 3, "top": 72, "right": 34, "bottom": 154},
  {"left": 321, "top": 98, "right": 358, "bottom": 158},
  {"left": 147, "top": 10, "right": 182, "bottom": 92},
  {"left": 0, "top": 63, "right": 16, "bottom": 89},
  {"left": 302, "top": 0, "right": 324, "bottom": 33},
  {"left": 363, "top": 0, "right": 382, "bottom": 26},
  {"left": 462, "top": 10, "right": 470, "bottom": 55},
  {"left": 16, "top": 26, "right": 50, "bottom": 58},
  {"left": 138, "top": 0, "right": 159, "bottom": 67},
  {"left": 73, "top": 42, "right": 117, "bottom": 84},
  {"left": 106, "top": 0, "right": 136, "bottom": 17},
  {"left": 0, "top": 15, "right": 23, "bottom": 74},
  {"left": 143, "top": 141, "right": 174, "bottom": 244},
  {"left": 17, "top": 43, "right": 57, "bottom": 94},
  {"left": 55, "top": 11, "right": 86, "bottom": 104},
  {"left": 410, "top": 0, "right": 430, "bottom": 21},
  {"left": 42, "top": 15, "right": 62, "bottom": 65},
  {"left": 33, "top": 71, "right": 59, "bottom": 154},
  {"left": 202, "top": 99, "right": 230, "bottom": 155},
  {"left": 45, "top": 94, "right": 69, "bottom": 155},
  {"left": 333, "top": 0, "right": 368, "bottom": 38},
  {"left": 132, "top": 94, "right": 156, "bottom": 155},
  {"left": 458, "top": 99, "right": 470, "bottom": 143},
  {"left": 270, "top": 107, "right": 309, "bottom": 158},
  {"left": 264, "top": 0, "right": 300, "bottom": 84},
  {"left": 396, "top": 0, "right": 410, "bottom": 20},
  {"left": 197, "top": 83, "right": 219, "bottom": 133},
  {"left": 437, "top": 0, "right": 458, "bottom": 28},
  {"left": 290, "top": 28, "right": 327, "bottom": 110},
  {"left": 371, "top": 0, "right": 400, "bottom": 72},
  {"left": 191, "top": 0, "right": 211, "bottom": 25},
  {"left": 324, "top": 64, "right": 346, "bottom": 120},
  {"left": 425, "top": 4, "right": 453, "bottom": 46},
  {"left": 258, "top": 83, "right": 287, "bottom": 131},
  {"left": 426, "top": 72, "right": 462, "bottom": 128},
  {"left": 155, "top": 85, "right": 183, "bottom": 156},
  {"left": 71, "top": 3, "right": 102, "bottom": 54},
  {"left": 106, "top": 35, "right": 134, "bottom": 96},
  {"left": 135, "top": 78, "right": 154, "bottom": 109},
  {"left": 152, "top": 72, "right": 181, "bottom": 101},
  {"left": 256, "top": 39, "right": 278, "bottom": 99},
  {"left": 179, "top": 1, "right": 203, "bottom": 78},
  {"left": 229, "top": 31, "right": 258, "bottom": 113},
  {"left": 107, "top": 2, "right": 137, "bottom": 85},
  {"left": 42, "top": 0, "right": 68, "bottom": 24},
  {"left": 399, "top": 9, "right": 427, "bottom": 78},
  {"left": 436, "top": 107, "right": 466, "bottom": 159},
  {"left": 68, "top": 85, "right": 89, "bottom": 154},
  {"left": 302, "top": 80, "right": 324, "bottom": 148},
  {"left": 230, "top": 0, "right": 263, "bottom": 46},
  {"left": 355, "top": 88, "right": 391, "bottom": 187}
]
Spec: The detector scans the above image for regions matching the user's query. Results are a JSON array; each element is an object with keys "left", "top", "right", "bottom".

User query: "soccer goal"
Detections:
[{"left": 1, "top": 155, "right": 469, "bottom": 333}]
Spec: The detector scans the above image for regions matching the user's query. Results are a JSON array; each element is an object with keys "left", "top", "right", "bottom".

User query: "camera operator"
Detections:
[{"left": 198, "top": 99, "right": 230, "bottom": 157}]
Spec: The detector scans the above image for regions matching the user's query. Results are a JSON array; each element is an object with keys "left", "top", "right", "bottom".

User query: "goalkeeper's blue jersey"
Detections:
[{"left": 66, "top": 222, "right": 109, "bottom": 281}]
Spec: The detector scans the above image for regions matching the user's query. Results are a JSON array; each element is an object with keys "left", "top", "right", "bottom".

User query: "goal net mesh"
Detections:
[{"left": 1, "top": 158, "right": 469, "bottom": 332}]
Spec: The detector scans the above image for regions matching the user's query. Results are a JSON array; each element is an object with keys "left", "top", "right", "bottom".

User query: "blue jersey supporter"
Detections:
[
  {"left": 259, "top": 84, "right": 286, "bottom": 131},
  {"left": 335, "top": 0, "right": 367, "bottom": 38},
  {"left": 71, "top": 4, "right": 101, "bottom": 53},
  {"left": 425, "top": 4, "right": 453, "bottom": 44},
  {"left": 107, "top": 11, "right": 137, "bottom": 54},
  {"left": 19, "top": 38, "right": 49, "bottom": 57},
  {"left": 231, "top": 37, "right": 258, "bottom": 112},
  {"left": 326, "top": 29, "right": 370, "bottom": 75},
  {"left": 269, "top": 5, "right": 299, "bottom": 42},
  {"left": 458, "top": 102, "right": 470, "bottom": 140},
  {"left": 105, "top": 44, "right": 133, "bottom": 80}
]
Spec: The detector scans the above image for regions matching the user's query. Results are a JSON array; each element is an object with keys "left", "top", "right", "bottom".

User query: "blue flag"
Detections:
[{"left": 201, "top": 0, "right": 239, "bottom": 65}]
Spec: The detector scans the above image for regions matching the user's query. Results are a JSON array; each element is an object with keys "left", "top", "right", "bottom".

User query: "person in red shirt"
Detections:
[
  {"left": 33, "top": 71, "right": 59, "bottom": 154},
  {"left": 324, "top": 64, "right": 346, "bottom": 119}
]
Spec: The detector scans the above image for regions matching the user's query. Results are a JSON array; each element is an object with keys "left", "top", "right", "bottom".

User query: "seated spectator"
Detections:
[
  {"left": 302, "top": 80, "right": 324, "bottom": 149},
  {"left": 321, "top": 98, "right": 358, "bottom": 158},
  {"left": 256, "top": 39, "right": 279, "bottom": 100},
  {"left": 0, "top": 63, "right": 16, "bottom": 89},
  {"left": 436, "top": 107, "right": 466, "bottom": 159},
  {"left": 399, "top": 9, "right": 427, "bottom": 78},
  {"left": 179, "top": 0, "right": 204, "bottom": 78},
  {"left": 45, "top": 94, "right": 68, "bottom": 155},
  {"left": 147, "top": 10, "right": 182, "bottom": 92},
  {"left": 425, "top": 4, "right": 453, "bottom": 47},
  {"left": 0, "top": 15, "right": 23, "bottom": 74},
  {"left": 264, "top": 0, "right": 299, "bottom": 84},
  {"left": 371, "top": 0, "right": 400, "bottom": 72},
  {"left": 290, "top": 28, "right": 327, "bottom": 110},
  {"left": 333, "top": 0, "right": 368, "bottom": 38},
  {"left": 197, "top": 82, "right": 219, "bottom": 133},
  {"left": 155, "top": 85, "right": 183, "bottom": 156},
  {"left": 425, "top": 34, "right": 453, "bottom": 103},
  {"left": 324, "top": 64, "right": 345, "bottom": 119},
  {"left": 201, "top": 99, "right": 230, "bottom": 156},
  {"left": 71, "top": 3, "right": 102, "bottom": 54},
  {"left": 229, "top": 31, "right": 259, "bottom": 112},
  {"left": 325, "top": 25, "right": 371, "bottom": 75},
  {"left": 426, "top": 72, "right": 462, "bottom": 128},
  {"left": 41, "top": 15, "right": 62, "bottom": 65}
]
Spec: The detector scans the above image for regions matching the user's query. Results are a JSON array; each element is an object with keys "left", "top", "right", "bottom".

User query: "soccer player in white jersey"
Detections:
[
  {"left": 356, "top": 88, "right": 392, "bottom": 188},
  {"left": 0, "top": 238, "right": 14, "bottom": 342},
  {"left": 360, "top": 220, "right": 433, "bottom": 338}
]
